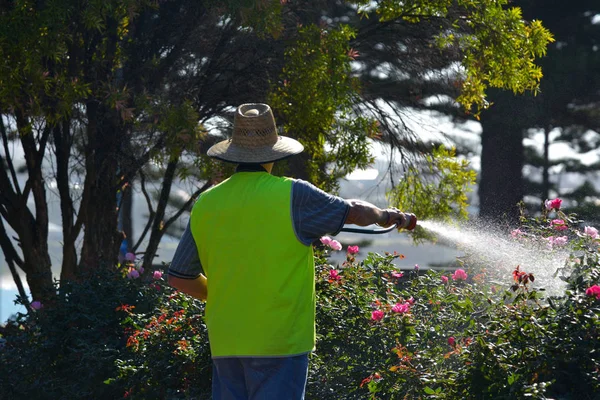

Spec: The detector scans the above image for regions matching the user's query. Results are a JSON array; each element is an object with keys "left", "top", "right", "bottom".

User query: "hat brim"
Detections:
[{"left": 207, "top": 136, "right": 304, "bottom": 164}]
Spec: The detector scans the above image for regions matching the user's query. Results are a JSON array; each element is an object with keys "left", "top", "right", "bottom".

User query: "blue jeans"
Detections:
[{"left": 211, "top": 354, "right": 309, "bottom": 400}]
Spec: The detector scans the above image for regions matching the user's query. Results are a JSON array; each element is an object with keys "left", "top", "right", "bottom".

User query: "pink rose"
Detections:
[
  {"left": 546, "top": 236, "right": 568, "bottom": 249},
  {"left": 125, "top": 252, "right": 136, "bottom": 262},
  {"left": 391, "top": 271, "right": 404, "bottom": 279},
  {"left": 586, "top": 285, "right": 600, "bottom": 299},
  {"left": 392, "top": 303, "right": 410, "bottom": 313},
  {"left": 153, "top": 271, "right": 163, "bottom": 280},
  {"left": 371, "top": 310, "right": 384, "bottom": 321},
  {"left": 584, "top": 226, "right": 599, "bottom": 239},
  {"left": 329, "top": 269, "right": 341, "bottom": 281},
  {"left": 511, "top": 229, "right": 524, "bottom": 238},
  {"left": 551, "top": 219, "right": 567, "bottom": 231},
  {"left": 441, "top": 276, "right": 449, "bottom": 284},
  {"left": 30, "top": 301, "right": 43, "bottom": 310},
  {"left": 452, "top": 269, "right": 468, "bottom": 281},
  {"left": 320, "top": 236, "right": 332, "bottom": 245},
  {"left": 545, "top": 198, "right": 562, "bottom": 210},
  {"left": 329, "top": 240, "right": 343, "bottom": 251},
  {"left": 448, "top": 336, "right": 456, "bottom": 347},
  {"left": 347, "top": 245, "right": 359, "bottom": 255}
]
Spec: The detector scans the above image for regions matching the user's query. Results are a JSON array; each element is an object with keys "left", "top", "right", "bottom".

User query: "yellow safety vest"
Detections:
[{"left": 190, "top": 171, "right": 315, "bottom": 357}]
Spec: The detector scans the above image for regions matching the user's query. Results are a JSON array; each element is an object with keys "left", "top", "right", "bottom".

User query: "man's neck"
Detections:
[{"left": 235, "top": 164, "right": 269, "bottom": 173}]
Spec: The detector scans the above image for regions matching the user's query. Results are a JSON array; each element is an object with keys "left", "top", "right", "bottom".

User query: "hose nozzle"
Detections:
[{"left": 400, "top": 213, "right": 418, "bottom": 231}]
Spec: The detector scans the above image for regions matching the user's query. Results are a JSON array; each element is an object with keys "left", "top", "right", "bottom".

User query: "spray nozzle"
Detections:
[{"left": 399, "top": 213, "right": 418, "bottom": 231}]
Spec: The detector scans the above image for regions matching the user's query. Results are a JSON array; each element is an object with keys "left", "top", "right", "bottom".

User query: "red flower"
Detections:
[
  {"left": 586, "top": 285, "right": 600, "bottom": 299},
  {"left": 329, "top": 269, "right": 341, "bottom": 281},
  {"left": 371, "top": 310, "right": 384, "bottom": 321},
  {"left": 347, "top": 245, "right": 359, "bottom": 255},
  {"left": 452, "top": 269, "right": 468, "bottom": 281}
]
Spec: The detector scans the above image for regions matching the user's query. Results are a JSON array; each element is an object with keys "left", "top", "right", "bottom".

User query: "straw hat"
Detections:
[{"left": 207, "top": 103, "right": 304, "bottom": 164}]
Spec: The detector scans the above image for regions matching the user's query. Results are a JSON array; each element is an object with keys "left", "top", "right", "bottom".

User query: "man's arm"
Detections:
[
  {"left": 291, "top": 179, "right": 412, "bottom": 244},
  {"left": 168, "top": 274, "right": 208, "bottom": 301},
  {"left": 345, "top": 199, "right": 408, "bottom": 228},
  {"left": 167, "top": 222, "right": 207, "bottom": 301}
]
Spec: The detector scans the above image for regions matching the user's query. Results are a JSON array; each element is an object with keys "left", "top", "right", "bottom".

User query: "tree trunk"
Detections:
[
  {"left": 79, "top": 101, "right": 124, "bottom": 270},
  {"left": 478, "top": 92, "right": 527, "bottom": 226},
  {"left": 54, "top": 121, "right": 79, "bottom": 282},
  {"left": 16, "top": 113, "right": 55, "bottom": 301},
  {"left": 121, "top": 184, "right": 134, "bottom": 253},
  {"left": 542, "top": 126, "right": 550, "bottom": 203}
]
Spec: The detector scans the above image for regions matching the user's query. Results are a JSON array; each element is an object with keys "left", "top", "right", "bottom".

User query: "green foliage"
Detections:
[
  {"left": 112, "top": 288, "right": 212, "bottom": 399},
  {"left": 388, "top": 145, "right": 477, "bottom": 224},
  {"left": 0, "top": 264, "right": 152, "bottom": 399},
  {"left": 269, "top": 24, "right": 376, "bottom": 192},
  {"left": 2, "top": 210, "right": 600, "bottom": 399},
  {"left": 351, "top": 0, "right": 554, "bottom": 114}
]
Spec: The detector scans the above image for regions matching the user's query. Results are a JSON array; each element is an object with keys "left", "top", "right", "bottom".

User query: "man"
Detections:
[{"left": 168, "top": 103, "right": 414, "bottom": 400}]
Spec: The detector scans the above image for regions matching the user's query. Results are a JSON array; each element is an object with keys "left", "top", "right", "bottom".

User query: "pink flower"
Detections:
[
  {"left": 347, "top": 245, "right": 359, "bottom": 255},
  {"left": 320, "top": 236, "right": 332, "bottom": 245},
  {"left": 586, "top": 285, "right": 600, "bottom": 299},
  {"left": 407, "top": 297, "right": 415, "bottom": 305},
  {"left": 329, "top": 269, "right": 341, "bottom": 281},
  {"left": 320, "top": 236, "right": 342, "bottom": 251},
  {"left": 391, "top": 271, "right": 404, "bottom": 279},
  {"left": 30, "top": 301, "right": 43, "bottom": 310},
  {"left": 448, "top": 336, "right": 456, "bottom": 347},
  {"left": 153, "top": 271, "right": 163, "bottom": 280},
  {"left": 329, "top": 240, "right": 342, "bottom": 251},
  {"left": 392, "top": 303, "right": 410, "bottom": 313},
  {"left": 125, "top": 252, "right": 136, "bottom": 262},
  {"left": 546, "top": 236, "right": 568, "bottom": 249},
  {"left": 414, "top": 264, "right": 420, "bottom": 271},
  {"left": 441, "top": 276, "right": 449, "bottom": 284},
  {"left": 127, "top": 269, "right": 140, "bottom": 279},
  {"left": 371, "top": 310, "right": 384, "bottom": 321},
  {"left": 511, "top": 229, "right": 524, "bottom": 238},
  {"left": 551, "top": 219, "right": 568, "bottom": 231},
  {"left": 584, "top": 226, "right": 599, "bottom": 239},
  {"left": 545, "top": 198, "right": 562, "bottom": 210},
  {"left": 452, "top": 269, "right": 468, "bottom": 281}
]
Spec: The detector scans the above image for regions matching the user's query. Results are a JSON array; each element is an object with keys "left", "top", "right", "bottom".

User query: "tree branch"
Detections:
[
  {"left": 132, "top": 169, "right": 156, "bottom": 252},
  {"left": 0, "top": 212, "right": 25, "bottom": 270},
  {"left": 162, "top": 179, "right": 211, "bottom": 229},
  {"left": 0, "top": 115, "right": 22, "bottom": 197}
]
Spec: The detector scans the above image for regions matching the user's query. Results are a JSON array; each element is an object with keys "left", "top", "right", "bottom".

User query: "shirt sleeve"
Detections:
[
  {"left": 291, "top": 179, "right": 350, "bottom": 246},
  {"left": 168, "top": 221, "right": 203, "bottom": 279}
]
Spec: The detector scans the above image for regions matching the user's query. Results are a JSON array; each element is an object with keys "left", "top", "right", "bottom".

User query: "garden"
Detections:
[{"left": 1, "top": 199, "right": 599, "bottom": 399}]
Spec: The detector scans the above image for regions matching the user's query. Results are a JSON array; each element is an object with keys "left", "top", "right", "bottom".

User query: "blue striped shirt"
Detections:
[{"left": 168, "top": 178, "right": 350, "bottom": 279}]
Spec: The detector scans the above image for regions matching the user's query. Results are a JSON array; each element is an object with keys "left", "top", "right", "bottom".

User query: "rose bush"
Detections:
[{"left": 1, "top": 201, "right": 599, "bottom": 399}]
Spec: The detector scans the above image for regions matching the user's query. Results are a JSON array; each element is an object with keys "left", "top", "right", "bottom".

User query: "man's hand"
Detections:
[
  {"left": 168, "top": 274, "right": 208, "bottom": 301},
  {"left": 346, "top": 200, "right": 408, "bottom": 228},
  {"left": 378, "top": 208, "right": 408, "bottom": 228}
]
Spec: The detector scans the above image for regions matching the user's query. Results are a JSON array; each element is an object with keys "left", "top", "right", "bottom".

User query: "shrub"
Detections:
[{"left": 1, "top": 200, "right": 599, "bottom": 399}]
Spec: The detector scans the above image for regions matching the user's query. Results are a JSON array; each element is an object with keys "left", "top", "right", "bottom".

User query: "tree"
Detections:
[
  {"left": 0, "top": 0, "right": 552, "bottom": 304},
  {"left": 478, "top": 0, "right": 600, "bottom": 221}
]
